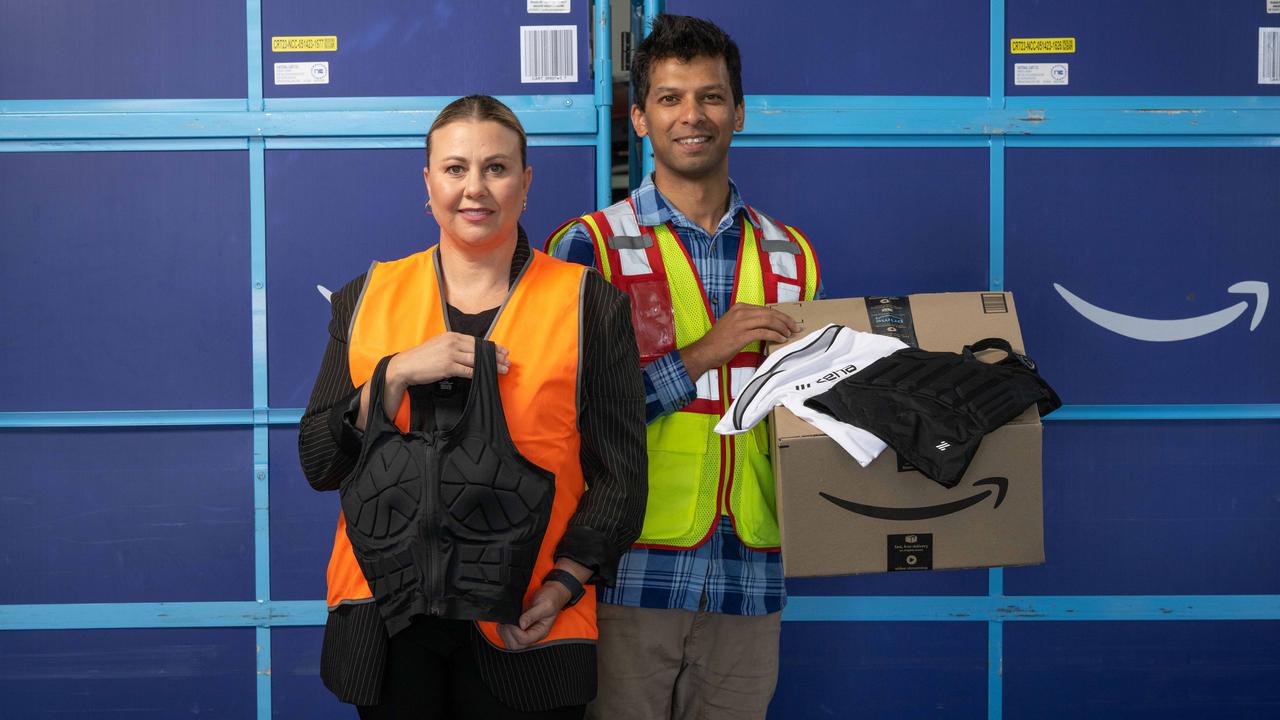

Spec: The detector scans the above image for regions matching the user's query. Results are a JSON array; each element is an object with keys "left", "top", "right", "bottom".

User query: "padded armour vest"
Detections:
[
  {"left": 327, "top": 246, "right": 596, "bottom": 651},
  {"left": 804, "top": 338, "right": 1061, "bottom": 488},
  {"left": 343, "top": 344, "right": 555, "bottom": 635}
]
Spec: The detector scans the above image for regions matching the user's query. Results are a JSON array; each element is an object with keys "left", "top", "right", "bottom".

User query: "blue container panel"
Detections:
[
  {"left": 664, "top": 0, "right": 988, "bottom": 96},
  {"left": 1004, "top": 621, "right": 1280, "bottom": 720},
  {"left": 0, "top": 151, "right": 252, "bottom": 412},
  {"left": 272, "top": 627, "right": 349, "bottom": 719},
  {"left": 730, "top": 147, "right": 989, "bottom": 300},
  {"left": 1006, "top": 0, "right": 1280, "bottom": 96},
  {"left": 1005, "top": 147, "right": 1280, "bottom": 405},
  {"left": 0, "top": 428, "right": 254, "bottom": 605},
  {"left": 0, "top": 1, "right": 247, "bottom": 100},
  {"left": 265, "top": 146, "right": 595, "bottom": 408},
  {"left": 788, "top": 568, "right": 988, "bottom": 597},
  {"left": 1005, "top": 421, "right": 1280, "bottom": 597},
  {"left": 770, "top": 621, "right": 987, "bottom": 719},
  {"left": 261, "top": 0, "right": 592, "bottom": 98},
  {"left": 270, "top": 426, "right": 340, "bottom": 601},
  {"left": 0, "top": 628, "right": 255, "bottom": 718}
]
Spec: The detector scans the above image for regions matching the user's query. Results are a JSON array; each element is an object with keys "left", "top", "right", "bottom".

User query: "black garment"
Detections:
[
  {"left": 345, "top": 345, "right": 556, "bottom": 634},
  {"left": 356, "top": 618, "right": 586, "bottom": 720},
  {"left": 299, "top": 231, "right": 646, "bottom": 709},
  {"left": 804, "top": 338, "right": 1061, "bottom": 488}
]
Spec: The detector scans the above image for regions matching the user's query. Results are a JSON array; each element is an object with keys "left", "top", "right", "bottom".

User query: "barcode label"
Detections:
[
  {"left": 521, "top": 25, "right": 578, "bottom": 83},
  {"left": 981, "top": 293, "right": 1009, "bottom": 314},
  {"left": 1262, "top": 28, "right": 1280, "bottom": 84}
]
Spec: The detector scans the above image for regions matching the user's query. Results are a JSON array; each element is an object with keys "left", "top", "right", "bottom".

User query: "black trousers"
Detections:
[{"left": 356, "top": 617, "right": 586, "bottom": 720}]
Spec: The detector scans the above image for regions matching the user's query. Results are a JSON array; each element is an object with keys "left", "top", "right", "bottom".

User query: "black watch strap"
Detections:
[{"left": 544, "top": 569, "right": 586, "bottom": 607}]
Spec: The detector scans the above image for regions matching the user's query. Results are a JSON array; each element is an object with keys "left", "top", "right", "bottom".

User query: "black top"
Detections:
[{"left": 298, "top": 231, "right": 647, "bottom": 709}]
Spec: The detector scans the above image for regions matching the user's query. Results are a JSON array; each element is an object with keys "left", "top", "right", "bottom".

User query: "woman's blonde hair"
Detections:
[{"left": 425, "top": 95, "right": 528, "bottom": 168}]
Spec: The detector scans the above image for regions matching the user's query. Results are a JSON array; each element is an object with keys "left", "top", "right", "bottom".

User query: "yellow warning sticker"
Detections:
[
  {"left": 1010, "top": 37, "right": 1076, "bottom": 54},
  {"left": 271, "top": 36, "right": 338, "bottom": 53}
]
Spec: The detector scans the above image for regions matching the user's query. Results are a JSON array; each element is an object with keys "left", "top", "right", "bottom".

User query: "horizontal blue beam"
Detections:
[
  {"left": 5, "top": 595, "right": 1278, "bottom": 630},
  {"left": 0, "top": 601, "right": 326, "bottom": 630},
  {"left": 1046, "top": 405, "right": 1280, "bottom": 421},
  {"left": 0, "top": 99, "right": 249, "bottom": 113},
  {"left": 1006, "top": 96, "right": 1280, "bottom": 110},
  {"left": 1007, "top": 135, "right": 1280, "bottom": 148},
  {"left": 5, "top": 404, "right": 1277, "bottom": 428},
  {"left": 0, "top": 139, "right": 248, "bottom": 152},
  {"left": 1, "top": 95, "right": 598, "bottom": 140},
  {"left": 739, "top": 103, "right": 1280, "bottom": 137},
  {"left": 783, "top": 595, "right": 1280, "bottom": 622},
  {"left": 265, "top": 134, "right": 597, "bottom": 150},
  {"left": 734, "top": 135, "right": 992, "bottom": 148}
]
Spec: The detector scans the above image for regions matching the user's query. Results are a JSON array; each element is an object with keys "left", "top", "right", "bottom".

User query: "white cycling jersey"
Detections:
[{"left": 715, "top": 323, "right": 907, "bottom": 466}]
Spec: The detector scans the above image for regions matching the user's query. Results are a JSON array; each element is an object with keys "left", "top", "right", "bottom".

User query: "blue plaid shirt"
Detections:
[{"left": 551, "top": 175, "right": 822, "bottom": 615}]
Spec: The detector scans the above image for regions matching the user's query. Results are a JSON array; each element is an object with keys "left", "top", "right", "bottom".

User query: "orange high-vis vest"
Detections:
[{"left": 325, "top": 246, "right": 596, "bottom": 649}]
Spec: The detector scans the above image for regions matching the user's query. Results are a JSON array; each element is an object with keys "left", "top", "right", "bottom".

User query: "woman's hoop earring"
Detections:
[
  {"left": 522, "top": 198, "right": 528, "bottom": 211},
  {"left": 424, "top": 199, "right": 431, "bottom": 210}
]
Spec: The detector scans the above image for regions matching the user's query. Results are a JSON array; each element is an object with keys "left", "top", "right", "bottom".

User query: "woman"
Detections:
[{"left": 298, "top": 95, "right": 647, "bottom": 719}]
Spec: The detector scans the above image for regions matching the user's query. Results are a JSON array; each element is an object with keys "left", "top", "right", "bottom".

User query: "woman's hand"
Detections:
[
  {"left": 496, "top": 559, "right": 593, "bottom": 650},
  {"left": 496, "top": 582, "right": 570, "bottom": 650},
  {"left": 355, "top": 333, "right": 509, "bottom": 430}
]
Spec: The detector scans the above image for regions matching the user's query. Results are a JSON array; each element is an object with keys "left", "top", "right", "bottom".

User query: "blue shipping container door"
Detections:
[
  {"left": 771, "top": 621, "right": 988, "bottom": 719},
  {"left": 1006, "top": 0, "right": 1280, "bottom": 96},
  {"left": 265, "top": 146, "right": 595, "bottom": 408},
  {"left": 261, "top": 0, "right": 592, "bottom": 98},
  {"left": 1004, "top": 621, "right": 1280, "bottom": 719},
  {"left": 0, "top": 628, "right": 256, "bottom": 718},
  {"left": 0, "top": 151, "right": 252, "bottom": 412},
  {"left": 1006, "top": 421, "right": 1280, "bottom": 597},
  {"left": 1004, "top": 147, "right": 1280, "bottom": 405},
  {"left": 665, "top": 0, "right": 989, "bottom": 96},
  {"left": 0, "top": 0, "right": 247, "bottom": 100},
  {"left": 0, "top": 428, "right": 254, "bottom": 605},
  {"left": 730, "top": 147, "right": 990, "bottom": 299}
]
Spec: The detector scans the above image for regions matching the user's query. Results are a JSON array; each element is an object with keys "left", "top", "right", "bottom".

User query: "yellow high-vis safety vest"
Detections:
[{"left": 546, "top": 199, "right": 820, "bottom": 549}]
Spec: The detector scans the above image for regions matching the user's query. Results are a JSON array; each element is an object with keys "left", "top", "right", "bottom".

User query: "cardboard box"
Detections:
[{"left": 769, "top": 292, "right": 1045, "bottom": 577}]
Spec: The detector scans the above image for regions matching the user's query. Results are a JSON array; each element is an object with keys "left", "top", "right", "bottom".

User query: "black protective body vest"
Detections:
[
  {"left": 340, "top": 340, "right": 555, "bottom": 636},
  {"left": 805, "top": 338, "right": 1061, "bottom": 488}
]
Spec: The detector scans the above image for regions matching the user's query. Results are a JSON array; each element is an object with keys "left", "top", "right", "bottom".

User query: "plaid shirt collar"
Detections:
[{"left": 631, "top": 173, "right": 758, "bottom": 239}]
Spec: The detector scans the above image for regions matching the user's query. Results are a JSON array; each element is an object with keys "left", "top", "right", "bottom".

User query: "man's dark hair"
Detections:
[{"left": 631, "top": 14, "right": 743, "bottom": 109}]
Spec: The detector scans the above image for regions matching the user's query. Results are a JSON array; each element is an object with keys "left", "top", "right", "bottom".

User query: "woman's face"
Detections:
[{"left": 423, "top": 119, "right": 531, "bottom": 253}]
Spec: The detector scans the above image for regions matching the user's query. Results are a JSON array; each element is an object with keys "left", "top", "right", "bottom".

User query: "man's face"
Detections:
[{"left": 632, "top": 54, "right": 744, "bottom": 181}]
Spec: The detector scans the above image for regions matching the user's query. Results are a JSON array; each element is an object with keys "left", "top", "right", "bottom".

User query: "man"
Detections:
[{"left": 545, "top": 14, "right": 822, "bottom": 720}]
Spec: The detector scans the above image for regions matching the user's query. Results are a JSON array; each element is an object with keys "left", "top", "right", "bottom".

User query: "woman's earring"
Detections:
[
  {"left": 522, "top": 198, "right": 528, "bottom": 211},
  {"left": 424, "top": 198, "right": 431, "bottom": 210}
]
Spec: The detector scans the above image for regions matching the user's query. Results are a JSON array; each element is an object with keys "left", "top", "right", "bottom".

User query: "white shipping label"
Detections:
[
  {"left": 528, "top": 0, "right": 570, "bottom": 12},
  {"left": 1269, "top": 1, "right": 1280, "bottom": 14},
  {"left": 274, "top": 61, "right": 329, "bottom": 85},
  {"left": 520, "top": 25, "right": 578, "bottom": 83},
  {"left": 1014, "top": 62, "right": 1069, "bottom": 86},
  {"left": 1262, "top": 28, "right": 1280, "bottom": 83}
]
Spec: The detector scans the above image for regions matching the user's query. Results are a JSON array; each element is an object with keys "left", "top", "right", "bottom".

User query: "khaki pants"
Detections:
[{"left": 587, "top": 603, "right": 782, "bottom": 720}]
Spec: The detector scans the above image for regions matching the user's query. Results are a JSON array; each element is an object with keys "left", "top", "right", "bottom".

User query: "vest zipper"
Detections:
[{"left": 424, "top": 435, "right": 445, "bottom": 616}]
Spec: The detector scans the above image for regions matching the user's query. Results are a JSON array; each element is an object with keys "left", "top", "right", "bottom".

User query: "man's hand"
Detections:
[{"left": 680, "top": 303, "right": 799, "bottom": 381}]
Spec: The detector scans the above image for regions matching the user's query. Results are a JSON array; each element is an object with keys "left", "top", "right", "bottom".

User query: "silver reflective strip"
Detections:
[
  {"left": 617, "top": 247, "right": 652, "bottom": 276},
  {"left": 754, "top": 213, "right": 800, "bottom": 280},
  {"left": 695, "top": 369, "right": 721, "bottom": 401},
  {"left": 606, "top": 234, "right": 652, "bottom": 250},
  {"left": 602, "top": 200, "right": 641, "bottom": 237},
  {"left": 728, "top": 366, "right": 755, "bottom": 401},
  {"left": 346, "top": 260, "right": 379, "bottom": 342}
]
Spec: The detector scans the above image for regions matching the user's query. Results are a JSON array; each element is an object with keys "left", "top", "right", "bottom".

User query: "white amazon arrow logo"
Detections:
[
  {"left": 1054, "top": 281, "right": 1268, "bottom": 342},
  {"left": 317, "top": 284, "right": 333, "bottom": 303}
]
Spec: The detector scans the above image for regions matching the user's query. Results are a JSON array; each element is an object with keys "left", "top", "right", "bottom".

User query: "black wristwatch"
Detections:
[{"left": 544, "top": 569, "right": 586, "bottom": 607}]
